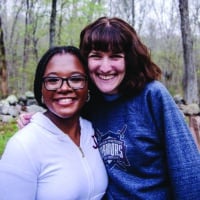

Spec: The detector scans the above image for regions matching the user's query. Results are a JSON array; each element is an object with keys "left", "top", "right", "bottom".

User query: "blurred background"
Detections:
[
  {"left": 0, "top": 0, "right": 199, "bottom": 103},
  {"left": 0, "top": 0, "right": 200, "bottom": 155}
]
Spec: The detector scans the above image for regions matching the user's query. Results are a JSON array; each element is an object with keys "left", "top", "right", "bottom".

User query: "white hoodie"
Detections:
[{"left": 0, "top": 112, "right": 108, "bottom": 200}]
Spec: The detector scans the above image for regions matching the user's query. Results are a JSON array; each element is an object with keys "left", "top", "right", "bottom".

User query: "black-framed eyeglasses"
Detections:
[{"left": 42, "top": 75, "right": 88, "bottom": 91}]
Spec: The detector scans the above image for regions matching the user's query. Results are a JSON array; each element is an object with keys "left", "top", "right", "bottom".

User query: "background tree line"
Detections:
[{"left": 0, "top": 0, "right": 199, "bottom": 104}]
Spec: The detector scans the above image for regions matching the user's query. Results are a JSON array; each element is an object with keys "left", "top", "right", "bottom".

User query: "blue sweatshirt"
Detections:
[{"left": 83, "top": 81, "right": 200, "bottom": 200}]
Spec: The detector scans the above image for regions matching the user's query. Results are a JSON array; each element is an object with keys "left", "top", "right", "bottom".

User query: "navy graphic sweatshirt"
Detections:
[{"left": 83, "top": 81, "right": 200, "bottom": 200}]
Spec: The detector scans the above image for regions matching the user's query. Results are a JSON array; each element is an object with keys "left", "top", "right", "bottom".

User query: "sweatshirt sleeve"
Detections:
[
  {"left": 0, "top": 137, "right": 37, "bottom": 200},
  {"left": 146, "top": 82, "right": 200, "bottom": 200}
]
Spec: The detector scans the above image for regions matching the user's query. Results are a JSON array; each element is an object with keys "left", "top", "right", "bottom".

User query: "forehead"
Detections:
[
  {"left": 89, "top": 28, "right": 126, "bottom": 53},
  {"left": 44, "top": 53, "right": 86, "bottom": 75}
]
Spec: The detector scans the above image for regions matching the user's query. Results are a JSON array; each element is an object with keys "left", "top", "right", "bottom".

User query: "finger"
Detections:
[{"left": 16, "top": 119, "right": 24, "bottom": 129}]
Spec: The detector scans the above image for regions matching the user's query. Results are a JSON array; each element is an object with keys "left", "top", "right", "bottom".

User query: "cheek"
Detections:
[
  {"left": 117, "top": 60, "right": 126, "bottom": 72},
  {"left": 88, "top": 60, "right": 97, "bottom": 71},
  {"left": 41, "top": 88, "right": 52, "bottom": 103}
]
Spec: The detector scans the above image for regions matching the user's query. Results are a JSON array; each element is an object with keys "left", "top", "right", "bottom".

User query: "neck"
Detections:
[{"left": 44, "top": 111, "right": 81, "bottom": 146}]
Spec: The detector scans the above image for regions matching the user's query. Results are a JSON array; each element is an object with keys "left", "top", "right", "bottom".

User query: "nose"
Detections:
[
  {"left": 59, "top": 80, "right": 72, "bottom": 91},
  {"left": 99, "top": 57, "right": 112, "bottom": 73}
]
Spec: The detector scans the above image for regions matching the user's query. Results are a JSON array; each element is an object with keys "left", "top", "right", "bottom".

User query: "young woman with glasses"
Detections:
[{"left": 0, "top": 46, "right": 108, "bottom": 200}]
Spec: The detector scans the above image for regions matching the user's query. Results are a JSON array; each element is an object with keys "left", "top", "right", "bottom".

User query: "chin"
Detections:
[
  {"left": 98, "top": 88, "right": 115, "bottom": 94},
  {"left": 48, "top": 110, "right": 71, "bottom": 119}
]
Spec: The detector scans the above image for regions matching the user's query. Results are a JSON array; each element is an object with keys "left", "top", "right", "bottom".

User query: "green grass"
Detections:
[{"left": 0, "top": 121, "right": 18, "bottom": 155}]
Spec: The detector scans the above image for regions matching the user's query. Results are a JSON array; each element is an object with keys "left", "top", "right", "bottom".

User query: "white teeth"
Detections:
[
  {"left": 58, "top": 98, "right": 73, "bottom": 104},
  {"left": 99, "top": 74, "right": 114, "bottom": 80}
]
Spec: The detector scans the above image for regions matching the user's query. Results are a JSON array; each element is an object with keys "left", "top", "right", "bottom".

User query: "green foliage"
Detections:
[
  {"left": 143, "top": 34, "right": 184, "bottom": 95},
  {"left": 55, "top": 0, "right": 105, "bottom": 47},
  {"left": 3, "top": 0, "right": 107, "bottom": 95},
  {"left": 2, "top": 0, "right": 200, "bottom": 99},
  {"left": 0, "top": 121, "right": 18, "bottom": 156}
]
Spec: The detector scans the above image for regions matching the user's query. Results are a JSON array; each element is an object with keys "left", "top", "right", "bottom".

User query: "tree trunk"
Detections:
[
  {"left": 179, "top": 0, "right": 199, "bottom": 104},
  {"left": 21, "top": 0, "right": 31, "bottom": 94},
  {"left": 0, "top": 16, "right": 8, "bottom": 98},
  {"left": 49, "top": 0, "right": 57, "bottom": 48},
  {"left": 131, "top": 0, "right": 135, "bottom": 27},
  {"left": 57, "top": 1, "right": 65, "bottom": 45}
]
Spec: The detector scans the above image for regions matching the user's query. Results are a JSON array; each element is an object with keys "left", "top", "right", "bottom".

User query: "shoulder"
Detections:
[
  {"left": 0, "top": 123, "right": 40, "bottom": 164},
  {"left": 80, "top": 117, "right": 93, "bottom": 128},
  {"left": 124, "top": 81, "right": 171, "bottom": 103},
  {"left": 129, "top": 81, "right": 178, "bottom": 115},
  {"left": 141, "top": 81, "right": 183, "bottom": 120},
  {"left": 126, "top": 81, "right": 172, "bottom": 103},
  {"left": 144, "top": 81, "right": 169, "bottom": 94},
  {"left": 80, "top": 117, "right": 94, "bottom": 134},
  {"left": 7, "top": 113, "right": 47, "bottom": 148},
  {"left": 142, "top": 81, "right": 173, "bottom": 102},
  {"left": 6, "top": 123, "right": 39, "bottom": 149}
]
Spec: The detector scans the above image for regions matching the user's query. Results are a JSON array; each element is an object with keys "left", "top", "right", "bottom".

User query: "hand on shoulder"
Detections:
[{"left": 17, "top": 113, "right": 34, "bottom": 129}]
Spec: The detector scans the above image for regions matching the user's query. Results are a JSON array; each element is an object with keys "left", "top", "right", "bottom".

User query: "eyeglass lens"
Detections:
[{"left": 43, "top": 75, "right": 87, "bottom": 90}]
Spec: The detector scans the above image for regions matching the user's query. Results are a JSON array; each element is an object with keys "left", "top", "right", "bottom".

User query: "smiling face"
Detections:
[
  {"left": 42, "top": 53, "right": 88, "bottom": 119},
  {"left": 88, "top": 51, "right": 126, "bottom": 94}
]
